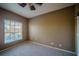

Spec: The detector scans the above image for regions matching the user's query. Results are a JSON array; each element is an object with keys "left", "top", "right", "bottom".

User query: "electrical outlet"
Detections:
[
  {"left": 50, "top": 42, "right": 54, "bottom": 45},
  {"left": 59, "top": 44, "right": 62, "bottom": 47}
]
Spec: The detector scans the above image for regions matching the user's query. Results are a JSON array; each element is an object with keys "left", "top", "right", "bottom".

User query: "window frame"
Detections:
[{"left": 4, "top": 20, "right": 23, "bottom": 44}]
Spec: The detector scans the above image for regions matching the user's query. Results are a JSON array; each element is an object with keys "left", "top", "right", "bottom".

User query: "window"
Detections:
[{"left": 4, "top": 20, "right": 22, "bottom": 44}]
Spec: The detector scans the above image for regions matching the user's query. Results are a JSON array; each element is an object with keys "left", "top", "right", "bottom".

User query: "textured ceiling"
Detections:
[{"left": 0, "top": 3, "right": 74, "bottom": 18}]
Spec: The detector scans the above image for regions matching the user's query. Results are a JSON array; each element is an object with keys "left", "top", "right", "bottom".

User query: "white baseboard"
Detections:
[{"left": 32, "top": 41, "right": 76, "bottom": 55}]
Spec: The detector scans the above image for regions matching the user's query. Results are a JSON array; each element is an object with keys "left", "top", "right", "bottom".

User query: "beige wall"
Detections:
[
  {"left": 75, "top": 4, "right": 79, "bottom": 16},
  {"left": 0, "top": 8, "right": 28, "bottom": 50},
  {"left": 75, "top": 4, "right": 79, "bottom": 55},
  {"left": 29, "top": 6, "right": 75, "bottom": 52}
]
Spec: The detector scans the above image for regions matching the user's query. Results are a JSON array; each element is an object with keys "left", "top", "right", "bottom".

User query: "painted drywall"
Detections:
[
  {"left": 0, "top": 3, "right": 74, "bottom": 18},
  {"left": 29, "top": 6, "right": 75, "bottom": 52},
  {"left": 75, "top": 4, "right": 79, "bottom": 16},
  {"left": 0, "top": 8, "right": 28, "bottom": 50},
  {"left": 76, "top": 16, "right": 79, "bottom": 55},
  {"left": 75, "top": 4, "right": 79, "bottom": 56}
]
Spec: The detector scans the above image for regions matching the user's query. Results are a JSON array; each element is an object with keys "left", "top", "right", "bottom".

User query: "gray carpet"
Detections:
[{"left": 0, "top": 41, "right": 75, "bottom": 56}]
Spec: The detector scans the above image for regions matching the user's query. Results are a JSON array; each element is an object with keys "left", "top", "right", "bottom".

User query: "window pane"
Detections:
[
  {"left": 4, "top": 20, "right": 10, "bottom": 25},
  {"left": 18, "top": 33, "right": 22, "bottom": 40},
  {"left": 15, "top": 22, "right": 19, "bottom": 26},
  {"left": 4, "top": 24, "right": 10, "bottom": 32},
  {"left": 18, "top": 23, "right": 22, "bottom": 32},
  {"left": 15, "top": 25, "right": 19, "bottom": 32},
  {"left": 4, "top": 20, "right": 10, "bottom": 32},
  {"left": 15, "top": 33, "right": 19, "bottom": 40},
  {"left": 11, "top": 25, "right": 15, "bottom": 32},
  {"left": 5, "top": 33, "right": 11, "bottom": 43},
  {"left": 11, "top": 21, "right": 15, "bottom": 25},
  {"left": 18, "top": 25, "right": 22, "bottom": 29},
  {"left": 15, "top": 33, "right": 22, "bottom": 40},
  {"left": 11, "top": 32, "right": 15, "bottom": 41}
]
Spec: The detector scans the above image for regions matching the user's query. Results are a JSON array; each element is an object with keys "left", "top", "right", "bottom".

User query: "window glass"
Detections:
[{"left": 4, "top": 20, "right": 22, "bottom": 44}]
